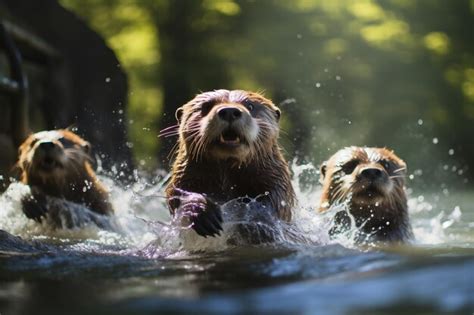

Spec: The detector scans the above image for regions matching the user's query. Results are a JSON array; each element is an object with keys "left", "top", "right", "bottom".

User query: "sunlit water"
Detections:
[{"left": 0, "top": 163, "right": 473, "bottom": 315}]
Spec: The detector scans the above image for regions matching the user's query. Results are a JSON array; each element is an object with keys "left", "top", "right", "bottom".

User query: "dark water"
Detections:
[{"left": 0, "top": 165, "right": 473, "bottom": 315}]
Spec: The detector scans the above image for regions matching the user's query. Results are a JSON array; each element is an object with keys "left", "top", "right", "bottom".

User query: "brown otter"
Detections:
[
  {"left": 17, "top": 130, "right": 113, "bottom": 225},
  {"left": 319, "top": 147, "right": 412, "bottom": 243},
  {"left": 165, "top": 89, "right": 295, "bottom": 238}
]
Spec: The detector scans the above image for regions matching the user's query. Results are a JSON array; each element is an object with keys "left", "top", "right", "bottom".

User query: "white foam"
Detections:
[{"left": 0, "top": 163, "right": 471, "bottom": 256}]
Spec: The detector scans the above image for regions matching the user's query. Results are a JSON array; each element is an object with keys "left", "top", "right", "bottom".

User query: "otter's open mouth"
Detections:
[{"left": 218, "top": 129, "right": 242, "bottom": 147}]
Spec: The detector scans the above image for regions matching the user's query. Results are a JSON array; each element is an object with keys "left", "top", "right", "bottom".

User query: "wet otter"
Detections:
[
  {"left": 319, "top": 147, "right": 412, "bottom": 243},
  {"left": 165, "top": 89, "right": 295, "bottom": 238},
  {"left": 17, "top": 130, "right": 113, "bottom": 226}
]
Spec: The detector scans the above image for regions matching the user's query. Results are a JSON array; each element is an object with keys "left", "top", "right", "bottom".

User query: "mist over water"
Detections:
[{"left": 0, "top": 162, "right": 473, "bottom": 315}]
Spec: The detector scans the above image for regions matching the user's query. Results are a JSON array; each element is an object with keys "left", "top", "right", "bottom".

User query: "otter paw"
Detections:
[
  {"left": 175, "top": 190, "right": 223, "bottom": 237},
  {"left": 21, "top": 194, "right": 48, "bottom": 222},
  {"left": 191, "top": 199, "right": 223, "bottom": 238}
]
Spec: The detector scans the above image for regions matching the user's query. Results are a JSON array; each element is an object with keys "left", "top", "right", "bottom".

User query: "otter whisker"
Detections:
[
  {"left": 158, "top": 132, "right": 180, "bottom": 138},
  {"left": 159, "top": 124, "right": 179, "bottom": 132},
  {"left": 167, "top": 142, "right": 180, "bottom": 160},
  {"left": 389, "top": 175, "right": 405, "bottom": 179},
  {"left": 393, "top": 167, "right": 406, "bottom": 174}
]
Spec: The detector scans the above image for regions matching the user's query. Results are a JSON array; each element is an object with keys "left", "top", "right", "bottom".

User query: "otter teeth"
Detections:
[{"left": 220, "top": 134, "right": 240, "bottom": 145}]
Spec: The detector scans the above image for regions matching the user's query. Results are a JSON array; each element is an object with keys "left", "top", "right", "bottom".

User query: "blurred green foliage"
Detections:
[{"left": 60, "top": 0, "right": 474, "bottom": 187}]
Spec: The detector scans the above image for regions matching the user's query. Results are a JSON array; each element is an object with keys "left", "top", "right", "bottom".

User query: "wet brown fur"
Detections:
[
  {"left": 319, "top": 147, "right": 412, "bottom": 242},
  {"left": 166, "top": 90, "right": 295, "bottom": 222},
  {"left": 18, "top": 130, "right": 113, "bottom": 217}
]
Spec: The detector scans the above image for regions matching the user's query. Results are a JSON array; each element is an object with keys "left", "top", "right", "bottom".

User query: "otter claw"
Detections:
[
  {"left": 21, "top": 194, "right": 48, "bottom": 222},
  {"left": 192, "top": 206, "right": 223, "bottom": 237}
]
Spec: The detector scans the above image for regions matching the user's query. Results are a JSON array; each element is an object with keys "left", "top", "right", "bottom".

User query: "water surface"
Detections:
[{"left": 0, "top": 165, "right": 473, "bottom": 315}]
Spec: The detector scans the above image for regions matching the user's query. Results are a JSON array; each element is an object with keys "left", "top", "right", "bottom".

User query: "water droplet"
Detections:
[
  {"left": 450, "top": 206, "right": 462, "bottom": 220},
  {"left": 432, "top": 137, "right": 438, "bottom": 144},
  {"left": 335, "top": 75, "right": 341, "bottom": 81},
  {"left": 386, "top": 221, "right": 390, "bottom": 225},
  {"left": 105, "top": 77, "right": 111, "bottom": 83},
  {"left": 296, "top": 34, "right": 302, "bottom": 39},
  {"left": 448, "top": 149, "right": 454, "bottom": 155},
  {"left": 315, "top": 82, "right": 321, "bottom": 88},
  {"left": 417, "top": 119, "right": 423, "bottom": 125}
]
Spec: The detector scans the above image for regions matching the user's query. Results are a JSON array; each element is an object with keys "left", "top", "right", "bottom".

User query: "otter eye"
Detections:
[
  {"left": 243, "top": 100, "right": 257, "bottom": 112},
  {"left": 29, "top": 139, "right": 38, "bottom": 147},
  {"left": 275, "top": 109, "right": 281, "bottom": 120},
  {"left": 58, "top": 137, "right": 75, "bottom": 148},
  {"left": 380, "top": 159, "right": 393, "bottom": 173},
  {"left": 341, "top": 160, "right": 359, "bottom": 174},
  {"left": 82, "top": 143, "right": 91, "bottom": 154},
  {"left": 200, "top": 101, "right": 215, "bottom": 116}
]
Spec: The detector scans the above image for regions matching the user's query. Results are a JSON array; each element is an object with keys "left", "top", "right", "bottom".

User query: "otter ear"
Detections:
[
  {"left": 175, "top": 107, "right": 184, "bottom": 123},
  {"left": 319, "top": 162, "right": 327, "bottom": 182},
  {"left": 275, "top": 108, "right": 281, "bottom": 121}
]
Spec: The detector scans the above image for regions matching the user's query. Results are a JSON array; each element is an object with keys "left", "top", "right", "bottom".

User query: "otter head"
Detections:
[
  {"left": 319, "top": 147, "right": 407, "bottom": 211},
  {"left": 18, "top": 130, "right": 92, "bottom": 189},
  {"left": 176, "top": 90, "right": 281, "bottom": 164}
]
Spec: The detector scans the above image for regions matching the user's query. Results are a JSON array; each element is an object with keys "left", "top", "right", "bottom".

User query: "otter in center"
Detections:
[{"left": 165, "top": 89, "right": 295, "bottom": 239}]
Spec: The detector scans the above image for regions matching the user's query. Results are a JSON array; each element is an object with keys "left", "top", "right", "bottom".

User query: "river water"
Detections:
[{"left": 0, "top": 163, "right": 473, "bottom": 315}]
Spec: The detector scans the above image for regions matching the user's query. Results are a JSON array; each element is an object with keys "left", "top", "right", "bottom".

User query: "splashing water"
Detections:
[
  {"left": 0, "top": 162, "right": 471, "bottom": 254},
  {"left": 0, "top": 163, "right": 473, "bottom": 314}
]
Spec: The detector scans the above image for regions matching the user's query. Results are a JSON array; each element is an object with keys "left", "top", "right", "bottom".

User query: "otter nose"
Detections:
[
  {"left": 38, "top": 141, "right": 56, "bottom": 152},
  {"left": 359, "top": 168, "right": 383, "bottom": 180},
  {"left": 218, "top": 107, "right": 242, "bottom": 123}
]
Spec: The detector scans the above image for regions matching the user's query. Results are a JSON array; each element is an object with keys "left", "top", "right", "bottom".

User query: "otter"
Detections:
[
  {"left": 165, "top": 89, "right": 295, "bottom": 238},
  {"left": 319, "top": 147, "right": 412, "bottom": 243},
  {"left": 17, "top": 130, "right": 113, "bottom": 226}
]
